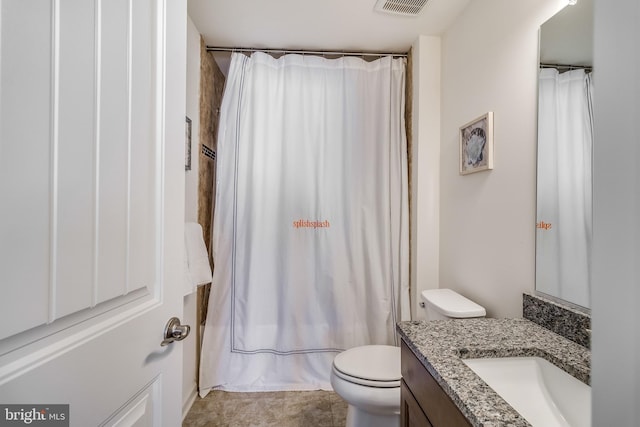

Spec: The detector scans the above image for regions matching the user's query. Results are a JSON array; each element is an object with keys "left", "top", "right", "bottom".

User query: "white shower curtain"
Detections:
[
  {"left": 199, "top": 52, "right": 409, "bottom": 394},
  {"left": 536, "top": 68, "right": 593, "bottom": 308}
]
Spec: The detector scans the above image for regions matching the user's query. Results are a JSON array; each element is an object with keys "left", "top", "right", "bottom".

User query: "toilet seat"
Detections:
[{"left": 332, "top": 345, "right": 400, "bottom": 388}]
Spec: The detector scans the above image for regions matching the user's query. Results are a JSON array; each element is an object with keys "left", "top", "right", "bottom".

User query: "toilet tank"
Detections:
[{"left": 421, "top": 289, "right": 486, "bottom": 320}]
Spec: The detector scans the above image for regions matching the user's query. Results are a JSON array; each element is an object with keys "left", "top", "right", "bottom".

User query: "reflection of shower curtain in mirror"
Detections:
[
  {"left": 537, "top": 68, "right": 593, "bottom": 308},
  {"left": 199, "top": 52, "right": 409, "bottom": 394}
]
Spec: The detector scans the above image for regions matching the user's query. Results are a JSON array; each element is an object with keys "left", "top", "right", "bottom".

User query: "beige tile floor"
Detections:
[{"left": 182, "top": 390, "right": 348, "bottom": 427}]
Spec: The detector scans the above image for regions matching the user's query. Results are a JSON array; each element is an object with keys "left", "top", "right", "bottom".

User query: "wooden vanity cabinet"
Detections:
[
  {"left": 400, "top": 339, "right": 472, "bottom": 427},
  {"left": 401, "top": 379, "right": 433, "bottom": 427}
]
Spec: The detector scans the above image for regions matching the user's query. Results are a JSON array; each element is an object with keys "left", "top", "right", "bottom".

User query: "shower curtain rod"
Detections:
[
  {"left": 206, "top": 46, "right": 408, "bottom": 58},
  {"left": 540, "top": 63, "right": 593, "bottom": 71}
]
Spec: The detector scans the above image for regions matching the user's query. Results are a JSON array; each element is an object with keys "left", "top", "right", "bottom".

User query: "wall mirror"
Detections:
[{"left": 535, "top": 0, "right": 593, "bottom": 309}]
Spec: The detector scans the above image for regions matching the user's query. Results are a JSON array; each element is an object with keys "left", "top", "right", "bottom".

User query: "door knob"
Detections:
[{"left": 161, "top": 317, "right": 191, "bottom": 346}]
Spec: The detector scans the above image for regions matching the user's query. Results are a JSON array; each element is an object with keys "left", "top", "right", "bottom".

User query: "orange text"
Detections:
[
  {"left": 293, "top": 219, "right": 331, "bottom": 229},
  {"left": 536, "top": 221, "right": 552, "bottom": 230}
]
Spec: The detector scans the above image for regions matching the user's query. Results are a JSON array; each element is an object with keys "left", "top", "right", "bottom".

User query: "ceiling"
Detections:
[{"left": 187, "top": 0, "right": 471, "bottom": 54}]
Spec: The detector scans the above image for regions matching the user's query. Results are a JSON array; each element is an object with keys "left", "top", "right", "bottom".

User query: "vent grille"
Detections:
[{"left": 374, "top": 0, "right": 429, "bottom": 16}]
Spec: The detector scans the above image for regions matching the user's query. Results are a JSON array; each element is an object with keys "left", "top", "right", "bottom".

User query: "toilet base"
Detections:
[{"left": 346, "top": 404, "right": 400, "bottom": 427}]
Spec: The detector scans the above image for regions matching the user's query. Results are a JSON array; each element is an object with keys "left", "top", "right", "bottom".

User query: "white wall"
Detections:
[
  {"left": 182, "top": 15, "right": 201, "bottom": 417},
  {"left": 410, "top": 36, "right": 441, "bottom": 320},
  {"left": 591, "top": 0, "right": 640, "bottom": 424},
  {"left": 438, "top": 0, "right": 567, "bottom": 318}
]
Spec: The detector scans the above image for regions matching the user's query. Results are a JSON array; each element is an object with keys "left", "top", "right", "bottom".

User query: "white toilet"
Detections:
[{"left": 330, "top": 288, "right": 486, "bottom": 427}]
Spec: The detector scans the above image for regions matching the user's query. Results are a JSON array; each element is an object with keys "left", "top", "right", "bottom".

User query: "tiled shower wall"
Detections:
[
  {"left": 197, "top": 37, "right": 225, "bottom": 256},
  {"left": 405, "top": 48, "right": 413, "bottom": 299},
  {"left": 196, "top": 37, "right": 226, "bottom": 368}
]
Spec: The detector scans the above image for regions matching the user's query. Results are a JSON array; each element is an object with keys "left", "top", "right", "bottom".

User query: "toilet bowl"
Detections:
[
  {"left": 330, "top": 288, "right": 486, "bottom": 427},
  {"left": 330, "top": 345, "right": 401, "bottom": 427}
]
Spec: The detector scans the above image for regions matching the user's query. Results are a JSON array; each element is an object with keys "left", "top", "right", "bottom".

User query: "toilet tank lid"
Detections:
[{"left": 421, "top": 289, "right": 486, "bottom": 318}]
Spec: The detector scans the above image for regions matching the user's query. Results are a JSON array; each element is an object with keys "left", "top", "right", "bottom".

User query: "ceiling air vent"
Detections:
[{"left": 374, "top": 0, "right": 429, "bottom": 17}]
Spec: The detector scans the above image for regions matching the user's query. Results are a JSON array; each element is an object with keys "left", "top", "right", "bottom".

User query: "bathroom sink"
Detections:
[{"left": 463, "top": 356, "right": 590, "bottom": 427}]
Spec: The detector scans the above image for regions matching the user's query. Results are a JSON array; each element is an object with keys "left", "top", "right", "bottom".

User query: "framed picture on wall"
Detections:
[
  {"left": 185, "top": 116, "right": 192, "bottom": 171},
  {"left": 459, "top": 112, "right": 493, "bottom": 175}
]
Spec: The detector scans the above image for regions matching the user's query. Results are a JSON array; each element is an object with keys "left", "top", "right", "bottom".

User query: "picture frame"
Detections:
[
  {"left": 459, "top": 112, "right": 493, "bottom": 175},
  {"left": 185, "top": 116, "right": 192, "bottom": 171}
]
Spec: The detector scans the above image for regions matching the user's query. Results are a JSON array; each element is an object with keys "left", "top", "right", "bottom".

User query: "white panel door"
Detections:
[{"left": 0, "top": 0, "right": 187, "bottom": 425}]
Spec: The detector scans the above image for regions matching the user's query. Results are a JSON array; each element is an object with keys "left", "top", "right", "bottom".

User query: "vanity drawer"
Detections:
[{"left": 400, "top": 339, "right": 471, "bottom": 427}]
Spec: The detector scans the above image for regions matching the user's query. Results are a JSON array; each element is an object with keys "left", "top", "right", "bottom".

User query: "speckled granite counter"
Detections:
[{"left": 397, "top": 318, "right": 591, "bottom": 427}]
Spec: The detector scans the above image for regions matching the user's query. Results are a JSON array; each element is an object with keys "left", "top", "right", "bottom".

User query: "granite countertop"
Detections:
[{"left": 397, "top": 318, "right": 591, "bottom": 427}]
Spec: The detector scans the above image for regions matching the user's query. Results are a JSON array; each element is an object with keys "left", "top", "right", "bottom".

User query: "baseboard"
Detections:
[{"left": 182, "top": 383, "right": 198, "bottom": 421}]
